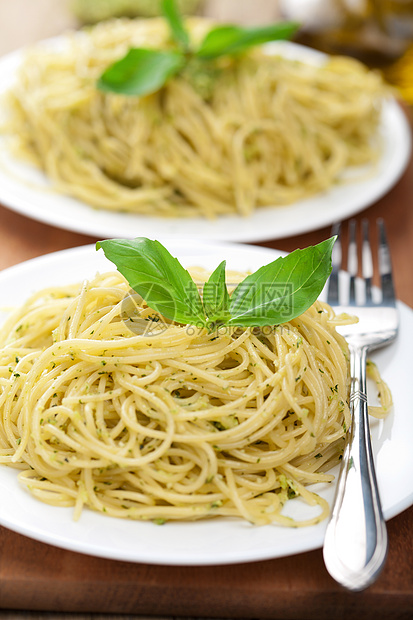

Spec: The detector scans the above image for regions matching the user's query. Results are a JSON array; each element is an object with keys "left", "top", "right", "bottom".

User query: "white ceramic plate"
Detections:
[
  {"left": 0, "top": 40, "right": 410, "bottom": 242},
  {"left": 0, "top": 240, "right": 412, "bottom": 565}
]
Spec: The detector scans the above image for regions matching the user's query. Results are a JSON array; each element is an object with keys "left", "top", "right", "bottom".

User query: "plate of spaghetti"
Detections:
[
  {"left": 0, "top": 18, "right": 410, "bottom": 241},
  {"left": 0, "top": 239, "right": 411, "bottom": 565}
]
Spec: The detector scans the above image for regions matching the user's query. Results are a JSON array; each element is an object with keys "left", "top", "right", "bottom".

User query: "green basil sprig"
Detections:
[
  {"left": 97, "top": 0, "right": 299, "bottom": 97},
  {"left": 96, "top": 237, "right": 206, "bottom": 326},
  {"left": 161, "top": 0, "right": 190, "bottom": 50},
  {"left": 196, "top": 22, "right": 300, "bottom": 59},
  {"left": 98, "top": 48, "right": 185, "bottom": 96},
  {"left": 96, "top": 236, "right": 335, "bottom": 330}
]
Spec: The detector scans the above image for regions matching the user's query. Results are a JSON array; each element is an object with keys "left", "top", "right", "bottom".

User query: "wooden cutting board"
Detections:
[{"left": 0, "top": 506, "right": 412, "bottom": 618}]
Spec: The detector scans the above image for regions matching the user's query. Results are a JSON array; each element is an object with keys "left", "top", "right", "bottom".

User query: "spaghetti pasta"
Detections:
[
  {"left": 2, "top": 18, "right": 386, "bottom": 218},
  {"left": 0, "top": 267, "right": 382, "bottom": 527}
]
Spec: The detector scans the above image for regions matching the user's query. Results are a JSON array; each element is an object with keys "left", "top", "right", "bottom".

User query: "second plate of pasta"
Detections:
[
  {"left": 0, "top": 240, "right": 412, "bottom": 565},
  {"left": 0, "top": 35, "right": 410, "bottom": 241}
]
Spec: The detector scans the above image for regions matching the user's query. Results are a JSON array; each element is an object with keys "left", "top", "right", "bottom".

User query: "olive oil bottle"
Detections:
[{"left": 280, "top": 0, "right": 413, "bottom": 103}]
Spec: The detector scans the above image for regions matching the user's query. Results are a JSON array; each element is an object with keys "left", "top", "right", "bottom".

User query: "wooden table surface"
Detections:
[{"left": 0, "top": 3, "right": 412, "bottom": 619}]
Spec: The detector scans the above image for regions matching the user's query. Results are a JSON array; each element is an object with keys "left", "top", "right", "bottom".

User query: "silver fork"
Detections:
[{"left": 323, "top": 218, "right": 399, "bottom": 592}]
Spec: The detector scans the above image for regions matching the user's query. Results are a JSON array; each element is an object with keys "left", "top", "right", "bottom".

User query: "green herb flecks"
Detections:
[{"left": 97, "top": 0, "right": 299, "bottom": 97}]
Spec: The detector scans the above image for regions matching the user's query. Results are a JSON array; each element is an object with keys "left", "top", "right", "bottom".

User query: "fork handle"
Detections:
[{"left": 323, "top": 344, "right": 388, "bottom": 591}]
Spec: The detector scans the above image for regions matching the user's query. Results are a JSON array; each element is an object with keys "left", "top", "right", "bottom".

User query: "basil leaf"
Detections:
[
  {"left": 202, "top": 260, "right": 230, "bottom": 324},
  {"left": 97, "top": 48, "right": 184, "bottom": 96},
  {"left": 228, "top": 237, "right": 336, "bottom": 326},
  {"left": 197, "top": 22, "right": 300, "bottom": 59},
  {"left": 96, "top": 238, "right": 207, "bottom": 326},
  {"left": 97, "top": 236, "right": 335, "bottom": 331},
  {"left": 162, "top": 0, "right": 190, "bottom": 50}
]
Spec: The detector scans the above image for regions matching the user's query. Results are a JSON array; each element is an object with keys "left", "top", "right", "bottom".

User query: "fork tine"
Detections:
[
  {"left": 362, "top": 220, "right": 373, "bottom": 303},
  {"left": 323, "top": 217, "right": 398, "bottom": 592},
  {"left": 348, "top": 219, "right": 357, "bottom": 304},
  {"left": 327, "top": 222, "right": 341, "bottom": 304},
  {"left": 377, "top": 219, "right": 396, "bottom": 304}
]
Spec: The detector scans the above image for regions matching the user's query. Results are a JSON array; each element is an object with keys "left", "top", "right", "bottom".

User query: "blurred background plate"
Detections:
[{"left": 0, "top": 40, "right": 410, "bottom": 242}]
